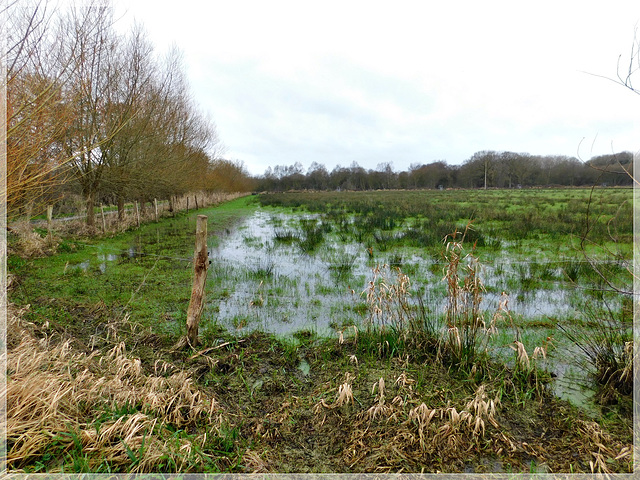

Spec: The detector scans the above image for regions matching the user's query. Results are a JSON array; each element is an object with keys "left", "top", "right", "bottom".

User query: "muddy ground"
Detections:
[{"left": 9, "top": 297, "right": 632, "bottom": 474}]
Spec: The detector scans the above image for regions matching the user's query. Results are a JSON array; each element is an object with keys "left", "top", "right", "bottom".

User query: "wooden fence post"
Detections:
[
  {"left": 135, "top": 201, "right": 140, "bottom": 227},
  {"left": 46, "top": 205, "right": 53, "bottom": 236},
  {"left": 186, "top": 215, "right": 208, "bottom": 346},
  {"left": 26, "top": 201, "right": 34, "bottom": 222},
  {"left": 186, "top": 197, "right": 189, "bottom": 214},
  {"left": 154, "top": 198, "right": 159, "bottom": 221}
]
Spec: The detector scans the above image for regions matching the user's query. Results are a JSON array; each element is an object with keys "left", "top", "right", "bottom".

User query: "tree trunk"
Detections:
[
  {"left": 134, "top": 201, "right": 140, "bottom": 227},
  {"left": 86, "top": 192, "right": 95, "bottom": 227},
  {"left": 186, "top": 215, "right": 208, "bottom": 346}
]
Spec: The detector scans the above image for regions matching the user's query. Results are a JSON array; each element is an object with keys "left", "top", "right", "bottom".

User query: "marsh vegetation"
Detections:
[{"left": 6, "top": 189, "right": 634, "bottom": 473}]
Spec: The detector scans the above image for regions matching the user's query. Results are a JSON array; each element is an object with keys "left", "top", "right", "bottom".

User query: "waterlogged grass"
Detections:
[
  {"left": 258, "top": 188, "right": 633, "bottom": 257},
  {"left": 7, "top": 189, "right": 633, "bottom": 473},
  {"left": 9, "top": 195, "right": 260, "bottom": 340}
]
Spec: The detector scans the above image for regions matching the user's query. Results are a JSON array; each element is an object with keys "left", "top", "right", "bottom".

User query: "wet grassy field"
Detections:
[{"left": 7, "top": 189, "right": 634, "bottom": 473}]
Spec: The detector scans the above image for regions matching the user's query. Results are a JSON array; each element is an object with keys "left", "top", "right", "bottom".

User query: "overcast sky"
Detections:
[{"left": 114, "top": 1, "right": 639, "bottom": 176}]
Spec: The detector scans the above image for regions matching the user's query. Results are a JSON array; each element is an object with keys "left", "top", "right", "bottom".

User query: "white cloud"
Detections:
[{"left": 114, "top": 0, "right": 640, "bottom": 175}]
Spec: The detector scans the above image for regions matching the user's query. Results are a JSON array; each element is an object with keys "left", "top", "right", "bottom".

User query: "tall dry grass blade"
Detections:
[{"left": 4, "top": 305, "right": 224, "bottom": 472}]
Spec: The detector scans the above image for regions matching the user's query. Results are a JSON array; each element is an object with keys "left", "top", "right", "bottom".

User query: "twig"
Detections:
[{"left": 188, "top": 339, "right": 247, "bottom": 360}]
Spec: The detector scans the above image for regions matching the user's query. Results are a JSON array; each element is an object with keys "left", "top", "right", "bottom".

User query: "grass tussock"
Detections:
[
  {"left": 558, "top": 301, "right": 634, "bottom": 409},
  {"left": 8, "top": 221, "right": 59, "bottom": 258},
  {"left": 4, "top": 305, "right": 224, "bottom": 473}
]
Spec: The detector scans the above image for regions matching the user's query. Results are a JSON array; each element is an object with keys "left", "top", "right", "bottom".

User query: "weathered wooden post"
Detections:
[
  {"left": 26, "top": 200, "right": 34, "bottom": 222},
  {"left": 186, "top": 215, "right": 208, "bottom": 346},
  {"left": 186, "top": 197, "right": 189, "bottom": 214},
  {"left": 135, "top": 201, "right": 140, "bottom": 227},
  {"left": 100, "top": 204, "right": 106, "bottom": 231},
  {"left": 154, "top": 198, "right": 159, "bottom": 221},
  {"left": 47, "top": 205, "right": 53, "bottom": 236}
]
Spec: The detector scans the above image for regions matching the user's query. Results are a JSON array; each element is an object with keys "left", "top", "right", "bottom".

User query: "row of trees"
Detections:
[
  {"left": 5, "top": 1, "right": 253, "bottom": 225},
  {"left": 256, "top": 151, "right": 634, "bottom": 192}
]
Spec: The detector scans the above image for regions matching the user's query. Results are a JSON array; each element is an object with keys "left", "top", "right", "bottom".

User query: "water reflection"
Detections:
[
  {"left": 209, "top": 209, "right": 588, "bottom": 337},
  {"left": 208, "top": 208, "right": 614, "bottom": 410}
]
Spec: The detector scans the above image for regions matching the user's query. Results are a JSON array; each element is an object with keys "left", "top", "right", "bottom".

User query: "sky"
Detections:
[{"left": 113, "top": 1, "right": 639, "bottom": 176}]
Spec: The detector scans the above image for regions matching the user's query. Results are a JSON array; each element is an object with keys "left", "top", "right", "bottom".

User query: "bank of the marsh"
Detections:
[
  {"left": 6, "top": 302, "right": 633, "bottom": 473},
  {"left": 6, "top": 190, "right": 633, "bottom": 473}
]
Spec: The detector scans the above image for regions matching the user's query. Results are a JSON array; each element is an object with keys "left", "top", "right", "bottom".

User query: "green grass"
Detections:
[
  {"left": 258, "top": 188, "right": 632, "bottom": 257},
  {"left": 9, "top": 189, "right": 634, "bottom": 474},
  {"left": 9, "top": 196, "right": 259, "bottom": 338}
]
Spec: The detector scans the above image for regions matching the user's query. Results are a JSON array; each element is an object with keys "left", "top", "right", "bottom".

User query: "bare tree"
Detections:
[
  {"left": 60, "top": 4, "right": 145, "bottom": 227},
  {"left": 5, "top": 1, "right": 77, "bottom": 219}
]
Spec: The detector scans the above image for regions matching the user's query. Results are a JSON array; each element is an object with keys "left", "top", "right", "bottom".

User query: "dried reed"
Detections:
[
  {"left": 4, "top": 305, "right": 223, "bottom": 472},
  {"left": 363, "top": 264, "right": 411, "bottom": 331},
  {"left": 440, "top": 228, "right": 492, "bottom": 368},
  {"left": 8, "top": 221, "right": 59, "bottom": 258}
]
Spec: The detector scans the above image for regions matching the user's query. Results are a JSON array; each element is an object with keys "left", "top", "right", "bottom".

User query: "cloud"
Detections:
[{"left": 116, "top": 0, "right": 640, "bottom": 175}]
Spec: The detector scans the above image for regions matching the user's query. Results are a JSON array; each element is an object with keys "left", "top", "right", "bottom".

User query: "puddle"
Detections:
[
  {"left": 74, "top": 260, "right": 91, "bottom": 271},
  {"left": 97, "top": 253, "right": 119, "bottom": 273},
  {"left": 71, "top": 248, "right": 142, "bottom": 272},
  {"left": 298, "top": 359, "right": 311, "bottom": 377},
  {"left": 298, "top": 359, "right": 310, "bottom": 376}
]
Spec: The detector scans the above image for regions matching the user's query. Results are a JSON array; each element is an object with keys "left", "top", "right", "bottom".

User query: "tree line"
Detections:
[
  {"left": 5, "top": 1, "right": 633, "bottom": 225},
  {"left": 5, "top": 1, "right": 253, "bottom": 225},
  {"left": 256, "top": 151, "right": 634, "bottom": 192}
]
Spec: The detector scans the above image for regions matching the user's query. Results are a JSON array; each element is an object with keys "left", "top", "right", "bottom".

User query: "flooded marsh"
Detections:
[{"left": 7, "top": 191, "right": 633, "bottom": 473}]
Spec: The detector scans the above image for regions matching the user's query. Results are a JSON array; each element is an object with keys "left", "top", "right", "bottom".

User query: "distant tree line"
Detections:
[
  {"left": 255, "top": 151, "right": 634, "bottom": 192},
  {"left": 5, "top": 1, "right": 253, "bottom": 225}
]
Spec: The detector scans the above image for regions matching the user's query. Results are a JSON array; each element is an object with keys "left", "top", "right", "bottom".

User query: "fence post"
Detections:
[
  {"left": 100, "top": 204, "right": 106, "bottom": 231},
  {"left": 135, "top": 201, "right": 140, "bottom": 228},
  {"left": 186, "top": 215, "right": 208, "bottom": 346},
  {"left": 154, "top": 198, "right": 159, "bottom": 221},
  {"left": 47, "top": 205, "right": 53, "bottom": 236},
  {"left": 186, "top": 197, "right": 189, "bottom": 214}
]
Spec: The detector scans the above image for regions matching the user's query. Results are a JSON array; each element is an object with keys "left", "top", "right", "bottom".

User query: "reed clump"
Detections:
[
  {"left": 439, "top": 228, "right": 492, "bottom": 370},
  {"left": 558, "top": 302, "right": 634, "bottom": 408}
]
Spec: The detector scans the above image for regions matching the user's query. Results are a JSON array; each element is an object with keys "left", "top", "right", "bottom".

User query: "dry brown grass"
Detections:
[
  {"left": 344, "top": 377, "right": 504, "bottom": 472},
  {"left": 4, "top": 304, "right": 224, "bottom": 473},
  {"left": 363, "top": 264, "right": 411, "bottom": 331},
  {"left": 576, "top": 419, "right": 633, "bottom": 473},
  {"left": 8, "top": 221, "right": 59, "bottom": 258},
  {"left": 241, "top": 449, "right": 271, "bottom": 473},
  {"left": 313, "top": 372, "right": 355, "bottom": 412},
  {"left": 311, "top": 366, "right": 506, "bottom": 472}
]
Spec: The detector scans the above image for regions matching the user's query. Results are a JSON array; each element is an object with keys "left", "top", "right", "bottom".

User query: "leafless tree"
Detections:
[{"left": 4, "top": 1, "right": 76, "bottom": 219}]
